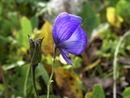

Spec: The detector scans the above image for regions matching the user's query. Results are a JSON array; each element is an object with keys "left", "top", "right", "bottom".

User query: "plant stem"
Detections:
[
  {"left": 23, "top": 64, "right": 30, "bottom": 97},
  {"left": 32, "top": 64, "right": 39, "bottom": 98},
  {"left": 47, "top": 45, "right": 57, "bottom": 98},
  {"left": 113, "top": 30, "right": 130, "bottom": 98}
]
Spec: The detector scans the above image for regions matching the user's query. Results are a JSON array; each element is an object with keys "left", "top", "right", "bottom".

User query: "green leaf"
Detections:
[
  {"left": 85, "top": 92, "right": 92, "bottom": 98},
  {"left": 123, "top": 87, "right": 130, "bottom": 98},
  {"left": 21, "top": 16, "right": 32, "bottom": 35},
  {"left": 30, "top": 16, "right": 38, "bottom": 29},
  {"left": 0, "top": 83, "right": 4, "bottom": 91},
  {"left": 2, "top": 61, "right": 25, "bottom": 71},
  {"left": 92, "top": 84, "right": 105, "bottom": 98},
  {"left": 116, "top": 0, "right": 130, "bottom": 23},
  {"left": 37, "top": 63, "right": 49, "bottom": 85},
  {"left": 72, "top": 55, "right": 82, "bottom": 68},
  {"left": 78, "top": 2, "right": 98, "bottom": 37},
  {"left": 17, "top": 16, "right": 32, "bottom": 48}
]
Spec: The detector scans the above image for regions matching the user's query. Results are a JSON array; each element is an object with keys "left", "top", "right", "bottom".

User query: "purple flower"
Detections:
[{"left": 52, "top": 12, "right": 88, "bottom": 65}]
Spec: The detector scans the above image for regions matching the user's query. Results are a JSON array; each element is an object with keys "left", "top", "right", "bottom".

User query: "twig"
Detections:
[{"left": 113, "top": 30, "right": 130, "bottom": 98}]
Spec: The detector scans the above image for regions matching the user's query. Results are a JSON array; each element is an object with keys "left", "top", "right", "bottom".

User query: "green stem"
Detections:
[
  {"left": 23, "top": 64, "right": 30, "bottom": 97},
  {"left": 32, "top": 64, "right": 39, "bottom": 98},
  {"left": 47, "top": 45, "right": 57, "bottom": 98}
]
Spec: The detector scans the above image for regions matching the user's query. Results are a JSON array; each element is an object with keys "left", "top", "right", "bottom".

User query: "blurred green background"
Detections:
[{"left": 0, "top": 0, "right": 130, "bottom": 98}]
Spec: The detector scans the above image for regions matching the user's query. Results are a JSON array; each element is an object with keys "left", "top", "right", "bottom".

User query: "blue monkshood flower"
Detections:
[{"left": 52, "top": 12, "right": 88, "bottom": 65}]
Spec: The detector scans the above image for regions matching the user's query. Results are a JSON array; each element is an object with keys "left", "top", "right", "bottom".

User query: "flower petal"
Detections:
[
  {"left": 52, "top": 12, "right": 82, "bottom": 44},
  {"left": 58, "top": 26, "right": 87, "bottom": 55},
  {"left": 60, "top": 49, "right": 72, "bottom": 65}
]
